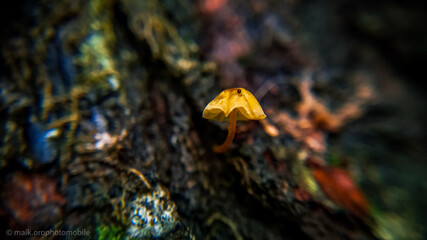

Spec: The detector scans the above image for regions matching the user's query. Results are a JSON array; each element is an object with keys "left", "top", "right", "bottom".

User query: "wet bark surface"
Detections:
[{"left": 1, "top": 0, "right": 426, "bottom": 239}]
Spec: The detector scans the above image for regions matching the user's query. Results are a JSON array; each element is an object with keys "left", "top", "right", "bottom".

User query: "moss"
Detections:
[
  {"left": 327, "top": 154, "right": 341, "bottom": 167},
  {"left": 120, "top": 0, "right": 198, "bottom": 74},
  {"left": 291, "top": 154, "right": 319, "bottom": 197},
  {"left": 97, "top": 223, "right": 127, "bottom": 240}
]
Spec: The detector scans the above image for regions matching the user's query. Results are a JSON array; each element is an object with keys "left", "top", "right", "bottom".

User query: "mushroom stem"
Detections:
[{"left": 213, "top": 109, "right": 237, "bottom": 153}]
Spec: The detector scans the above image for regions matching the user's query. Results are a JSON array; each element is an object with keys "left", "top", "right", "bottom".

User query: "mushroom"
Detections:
[{"left": 203, "top": 88, "right": 266, "bottom": 153}]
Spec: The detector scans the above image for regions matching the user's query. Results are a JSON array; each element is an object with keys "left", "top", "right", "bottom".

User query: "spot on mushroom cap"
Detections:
[{"left": 202, "top": 88, "right": 266, "bottom": 121}]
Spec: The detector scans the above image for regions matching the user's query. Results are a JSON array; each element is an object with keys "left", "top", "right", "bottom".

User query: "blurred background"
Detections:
[{"left": 1, "top": 0, "right": 426, "bottom": 239}]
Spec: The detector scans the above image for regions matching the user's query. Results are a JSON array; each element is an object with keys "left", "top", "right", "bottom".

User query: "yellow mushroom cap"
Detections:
[{"left": 202, "top": 88, "right": 266, "bottom": 121}]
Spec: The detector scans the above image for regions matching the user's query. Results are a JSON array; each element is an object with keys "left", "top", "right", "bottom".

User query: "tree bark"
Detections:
[{"left": 2, "top": 0, "right": 426, "bottom": 239}]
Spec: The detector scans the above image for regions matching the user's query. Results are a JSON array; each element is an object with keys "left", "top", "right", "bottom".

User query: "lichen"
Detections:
[{"left": 127, "top": 184, "right": 179, "bottom": 238}]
